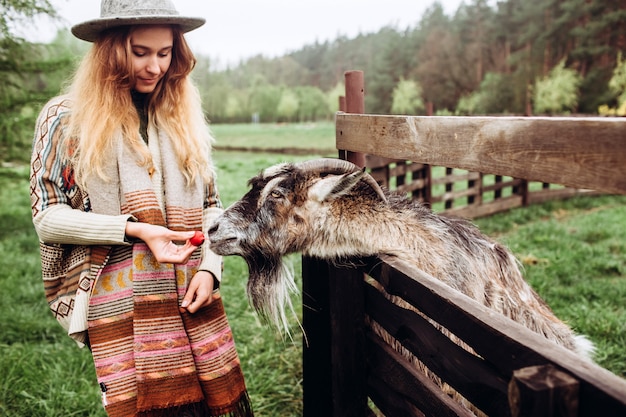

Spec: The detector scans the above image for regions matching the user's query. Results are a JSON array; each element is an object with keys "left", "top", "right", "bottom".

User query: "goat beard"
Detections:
[{"left": 245, "top": 252, "right": 299, "bottom": 335}]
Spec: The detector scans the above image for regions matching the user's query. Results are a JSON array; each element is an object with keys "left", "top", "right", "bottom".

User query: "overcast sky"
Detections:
[{"left": 32, "top": 0, "right": 467, "bottom": 67}]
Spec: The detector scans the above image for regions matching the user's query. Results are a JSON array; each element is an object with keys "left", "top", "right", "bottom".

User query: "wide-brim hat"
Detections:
[{"left": 71, "top": 0, "right": 206, "bottom": 42}]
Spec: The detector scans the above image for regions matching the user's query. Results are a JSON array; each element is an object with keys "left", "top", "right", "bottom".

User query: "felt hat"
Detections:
[{"left": 71, "top": 0, "right": 205, "bottom": 42}]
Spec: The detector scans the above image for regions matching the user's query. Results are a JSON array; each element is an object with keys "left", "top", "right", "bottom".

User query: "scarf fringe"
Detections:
[{"left": 138, "top": 390, "right": 254, "bottom": 417}]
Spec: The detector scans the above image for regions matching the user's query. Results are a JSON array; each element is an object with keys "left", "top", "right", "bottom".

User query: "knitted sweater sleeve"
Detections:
[
  {"left": 30, "top": 95, "right": 134, "bottom": 246},
  {"left": 33, "top": 204, "right": 133, "bottom": 245}
]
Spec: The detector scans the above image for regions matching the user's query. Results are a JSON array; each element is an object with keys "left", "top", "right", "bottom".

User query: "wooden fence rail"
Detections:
[
  {"left": 342, "top": 113, "right": 624, "bottom": 218},
  {"left": 301, "top": 70, "right": 626, "bottom": 417},
  {"left": 336, "top": 113, "right": 626, "bottom": 195}
]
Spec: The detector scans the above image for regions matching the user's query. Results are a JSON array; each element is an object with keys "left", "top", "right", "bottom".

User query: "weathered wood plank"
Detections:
[
  {"left": 396, "top": 180, "right": 427, "bottom": 194},
  {"left": 526, "top": 188, "right": 597, "bottom": 205},
  {"left": 481, "top": 178, "right": 522, "bottom": 193},
  {"left": 367, "top": 378, "right": 428, "bottom": 417},
  {"left": 336, "top": 113, "right": 626, "bottom": 194},
  {"left": 329, "top": 264, "right": 368, "bottom": 417},
  {"left": 365, "top": 283, "right": 510, "bottom": 416},
  {"left": 365, "top": 330, "right": 475, "bottom": 417},
  {"left": 444, "top": 195, "right": 523, "bottom": 219},
  {"left": 302, "top": 257, "right": 333, "bottom": 417},
  {"left": 302, "top": 257, "right": 369, "bottom": 417}
]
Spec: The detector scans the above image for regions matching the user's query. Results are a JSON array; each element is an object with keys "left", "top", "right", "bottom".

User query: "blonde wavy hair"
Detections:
[{"left": 64, "top": 25, "right": 213, "bottom": 186}]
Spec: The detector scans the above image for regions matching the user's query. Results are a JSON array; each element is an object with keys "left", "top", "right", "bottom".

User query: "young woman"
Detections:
[{"left": 30, "top": 1, "right": 254, "bottom": 416}]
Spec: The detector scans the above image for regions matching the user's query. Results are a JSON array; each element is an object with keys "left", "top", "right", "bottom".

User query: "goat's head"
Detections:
[{"left": 209, "top": 158, "right": 386, "bottom": 331}]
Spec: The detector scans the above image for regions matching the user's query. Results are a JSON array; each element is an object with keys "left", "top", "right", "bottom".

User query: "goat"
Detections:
[{"left": 208, "top": 158, "right": 594, "bottom": 360}]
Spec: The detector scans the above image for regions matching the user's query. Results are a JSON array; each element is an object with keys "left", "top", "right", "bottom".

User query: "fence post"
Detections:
[
  {"left": 338, "top": 95, "right": 347, "bottom": 160},
  {"left": 302, "top": 257, "right": 333, "bottom": 416},
  {"left": 508, "top": 364, "right": 579, "bottom": 417},
  {"left": 515, "top": 179, "right": 530, "bottom": 206},
  {"left": 344, "top": 70, "right": 366, "bottom": 168},
  {"left": 328, "top": 70, "right": 368, "bottom": 415},
  {"left": 302, "top": 258, "right": 368, "bottom": 417},
  {"left": 302, "top": 70, "right": 369, "bottom": 417}
]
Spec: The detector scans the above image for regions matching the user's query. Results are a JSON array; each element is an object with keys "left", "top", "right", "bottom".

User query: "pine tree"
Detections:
[{"left": 0, "top": 1, "right": 71, "bottom": 162}]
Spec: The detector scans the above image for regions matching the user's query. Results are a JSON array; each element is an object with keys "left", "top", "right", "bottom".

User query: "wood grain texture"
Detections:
[{"left": 336, "top": 114, "right": 626, "bottom": 194}]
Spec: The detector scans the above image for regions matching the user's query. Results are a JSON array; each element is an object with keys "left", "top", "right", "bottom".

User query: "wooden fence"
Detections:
[
  {"left": 365, "top": 156, "right": 595, "bottom": 219},
  {"left": 301, "top": 71, "right": 626, "bottom": 417}
]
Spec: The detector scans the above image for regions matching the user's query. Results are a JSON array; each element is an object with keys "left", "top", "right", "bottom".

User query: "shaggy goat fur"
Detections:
[{"left": 209, "top": 159, "right": 594, "bottom": 360}]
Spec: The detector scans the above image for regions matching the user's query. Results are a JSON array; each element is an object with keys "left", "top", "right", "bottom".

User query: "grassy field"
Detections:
[
  {"left": 210, "top": 122, "right": 336, "bottom": 155},
  {"left": 1, "top": 122, "right": 624, "bottom": 416}
]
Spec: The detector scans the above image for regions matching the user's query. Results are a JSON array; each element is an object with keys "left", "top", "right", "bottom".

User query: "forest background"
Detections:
[{"left": 2, "top": 0, "right": 626, "bottom": 163}]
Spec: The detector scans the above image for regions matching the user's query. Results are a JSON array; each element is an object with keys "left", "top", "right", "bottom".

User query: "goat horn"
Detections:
[{"left": 294, "top": 158, "right": 387, "bottom": 202}]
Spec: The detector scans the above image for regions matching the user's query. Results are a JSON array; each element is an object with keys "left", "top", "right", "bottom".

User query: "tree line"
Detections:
[
  {"left": 2, "top": 0, "right": 626, "bottom": 161},
  {"left": 198, "top": 0, "right": 626, "bottom": 121}
]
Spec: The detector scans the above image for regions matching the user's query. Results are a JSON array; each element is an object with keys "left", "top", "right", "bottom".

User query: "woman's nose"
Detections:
[{"left": 146, "top": 55, "right": 160, "bottom": 74}]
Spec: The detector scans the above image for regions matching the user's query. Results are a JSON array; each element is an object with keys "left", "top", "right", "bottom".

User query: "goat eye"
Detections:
[{"left": 270, "top": 190, "right": 282, "bottom": 199}]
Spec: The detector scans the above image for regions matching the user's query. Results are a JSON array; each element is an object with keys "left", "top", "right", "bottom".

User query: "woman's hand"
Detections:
[
  {"left": 125, "top": 222, "right": 215, "bottom": 313},
  {"left": 125, "top": 221, "right": 198, "bottom": 264},
  {"left": 180, "top": 270, "right": 216, "bottom": 313}
]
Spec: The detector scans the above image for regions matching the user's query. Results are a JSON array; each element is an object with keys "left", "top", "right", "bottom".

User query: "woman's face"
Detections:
[{"left": 130, "top": 25, "right": 174, "bottom": 93}]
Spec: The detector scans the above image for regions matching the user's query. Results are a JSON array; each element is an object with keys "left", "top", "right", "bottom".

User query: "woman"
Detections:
[{"left": 30, "top": 1, "right": 254, "bottom": 416}]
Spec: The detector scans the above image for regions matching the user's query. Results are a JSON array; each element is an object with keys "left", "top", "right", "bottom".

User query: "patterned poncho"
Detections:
[{"left": 30, "top": 95, "right": 253, "bottom": 417}]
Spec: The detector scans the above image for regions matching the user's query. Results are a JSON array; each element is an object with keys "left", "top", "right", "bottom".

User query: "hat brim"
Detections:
[{"left": 71, "top": 15, "right": 206, "bottom": 42}]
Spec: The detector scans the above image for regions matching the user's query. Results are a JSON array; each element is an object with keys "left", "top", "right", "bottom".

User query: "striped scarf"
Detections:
[{"left": 85, "top": 126, "right": 253, "bottom": 416}]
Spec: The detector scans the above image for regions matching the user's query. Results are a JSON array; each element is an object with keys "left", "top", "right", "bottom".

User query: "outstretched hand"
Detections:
[{"left": 124, "top": 221, "right": 198, "bottom": 264}]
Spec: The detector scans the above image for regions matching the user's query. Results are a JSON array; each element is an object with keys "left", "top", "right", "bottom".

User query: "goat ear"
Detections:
[{"left": 309, "top": 171, "right": 365, "bottom": 202}]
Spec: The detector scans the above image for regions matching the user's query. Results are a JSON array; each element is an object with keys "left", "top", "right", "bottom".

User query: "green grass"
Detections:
[
  {"left": 1, "top": 122, "right": 625, "bottom": 416},
  {"left": 210, "top": 122, "right": 336, "bottom": 154}
]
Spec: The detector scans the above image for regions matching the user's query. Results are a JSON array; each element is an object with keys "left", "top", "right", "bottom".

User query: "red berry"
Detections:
[{"left": 190, "top": 231, "right": 205, "bottom": 246}]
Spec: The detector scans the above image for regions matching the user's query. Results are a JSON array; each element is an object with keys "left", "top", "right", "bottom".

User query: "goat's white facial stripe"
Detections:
[{"left": 259, "top": 176, "right": 287, "bottom": 208}]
